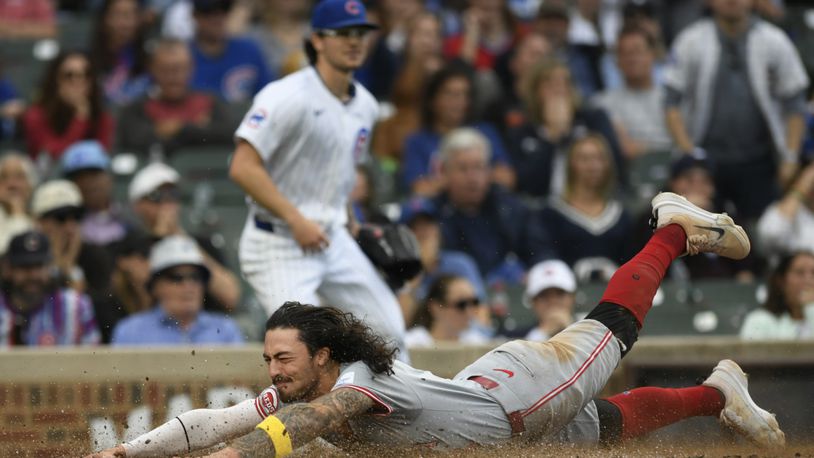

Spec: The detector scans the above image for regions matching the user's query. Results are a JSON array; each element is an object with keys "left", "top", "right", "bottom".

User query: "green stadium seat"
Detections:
[
  {"left": 625, "top": 150, "right": 673, "bottom": 214},
  {"left": 499, "top": 279, "right": 757, "bottom": 337}
]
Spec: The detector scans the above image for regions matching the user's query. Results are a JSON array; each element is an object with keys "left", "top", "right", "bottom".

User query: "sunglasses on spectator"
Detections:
[
  {"left": 144, "top": 187, "right": 180, "bottom": 203},
  {"left": 59, "top": 70, "right": 88, "bottom": 81},
  {"left": 317, "top": 28, "right": 371, "bottom": 39},
  {"left": 163, "top": 270, "right": 204, "bottom": 285},
  {"left": 453, "top": 297, "right": 480, "bottom": 310},
  {"left": 43, "top": 207, "right": 84, "bottom": 223}
]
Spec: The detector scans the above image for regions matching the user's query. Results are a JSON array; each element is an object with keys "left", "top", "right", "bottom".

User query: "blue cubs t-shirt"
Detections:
[{"left": 190, "top": 37, "right": 274, "bottom": 103}]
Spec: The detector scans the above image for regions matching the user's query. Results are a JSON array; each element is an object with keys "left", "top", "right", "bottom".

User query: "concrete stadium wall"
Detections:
[{"left": 1, "top": 339, "right": 812, "bottom": 456}]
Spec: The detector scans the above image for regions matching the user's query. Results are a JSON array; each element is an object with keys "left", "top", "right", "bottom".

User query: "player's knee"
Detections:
[{"left": 585, "top": 302, "right": 639, "bottom": 357}]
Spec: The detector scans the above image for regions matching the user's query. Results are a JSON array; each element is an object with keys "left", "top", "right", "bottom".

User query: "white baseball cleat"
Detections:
[
  {"left": 651, "top": 192, "right": 751, "bottom": 260},
  {"left": 702, "top": 359, "right": 785, "bottom": 448}
]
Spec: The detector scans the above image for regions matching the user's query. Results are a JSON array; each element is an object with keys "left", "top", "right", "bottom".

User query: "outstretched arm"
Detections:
[{"left": 212, "top": 388, "right": 374, "bottom": 458}]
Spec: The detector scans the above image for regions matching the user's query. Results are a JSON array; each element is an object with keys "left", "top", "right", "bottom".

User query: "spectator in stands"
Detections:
[
  {"left": 0, "top": 70, "right": 25, "bottom": 141},
  {"left": 486, "top": 31, "right": 551, "bottom": 138},
  {"left": 433, "top": 128, "right": 554, "bottom": 284},
  {"left": 539, "top": 133, "right": 632, "bottom": 277},
  {"left": 740, "top": 250, "right": 814, "bottom": 340},
  {"left": 22, "top": 51, "right": 114, "bottom": 161},
  {"left": 0, "top": 153, "right": 36, "bottom": 255},
  {"left": 567, "top": 0, "right": 622, "bottom": 91},
  {"left": 246, "top": 0, "right": 311, "bottom": 77},
  {"left": 398, "top": 196, "right": 485, "bottom": 324},
  {"left": 31, "top": 180, "right": 115, "bottom": 299},
  {"left": 189, "top": 0, "right": 273, "bottom": 103},
  {"left": 402, "top": 63, "right": 515, "bottom": 196},
  {"left": 506, "top": 58, "right": 624, "bottom": 199},
  {"left": 533, "top": 4, "right": 601, "bottom": 97},
  {"left": 0, "top": 0, "right": 56, "bottom": 39},
  {"left": 442, "top": 0, "right": 523, "bottom": 72},
  {"left": 0, "top": 231, "right": 100, "bottom": 346},
  {"left": 757, "top": 159, "right": 814, "bottom": 256},
  {"left": 110, "top": 230, "right": 153, "bottom": 318},
  {"left": 523, "top": 259, "right": 576, "bottom": 342},
  {"left": 632, "top": 154, "right": 756, "bottom": 282},
  {"left": 592, "top": 26, "right": 672, "bottom": 159},
  {"left": 61, "top": 140, "right": 131, "bottom": 246},
  {"left": 372, "top": 11, "right": 444, "bottom": 164},
  {"left": 111, "top": 235, "right": 244, "bottom": 345},
  {"left": 116, "top": 38, "right": 236, "bottom": 155},
  {"left": 664, "top": 0, "right": 809, "bottom": 222},
  {"left": 405, "top": 274, "right": 491, "bottom": 347},
  {"left": 128, "top": 162, "right": 241, "bottom": 311},
  {"left": 89, "top": 0, "right": 151, "bottom": 106}
]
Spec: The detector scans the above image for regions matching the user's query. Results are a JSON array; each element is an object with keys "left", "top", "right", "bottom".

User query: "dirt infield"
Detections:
[{"left": 300, "top": 442, "right": 814, "bottom": 458}]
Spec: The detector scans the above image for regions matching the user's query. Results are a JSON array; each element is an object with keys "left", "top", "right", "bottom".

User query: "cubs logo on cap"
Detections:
[{"left": 311, "top": 0, "right": 378, "bottom": 30}]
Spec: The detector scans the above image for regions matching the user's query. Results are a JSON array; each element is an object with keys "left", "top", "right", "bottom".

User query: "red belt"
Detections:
[{"left": 469, "top": 376, "right": 526, "bottom": 436}]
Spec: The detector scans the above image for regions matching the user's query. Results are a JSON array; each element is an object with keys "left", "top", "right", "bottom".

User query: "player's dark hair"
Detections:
[
  {"left": 764, "top": 250, "right": 814, "bottom": 317},
  {"left": 266, "top": 302, "right": 397, "bottom": 375},
  {"left": 420, "top": 61, "right": 475, "bottom": 130}
]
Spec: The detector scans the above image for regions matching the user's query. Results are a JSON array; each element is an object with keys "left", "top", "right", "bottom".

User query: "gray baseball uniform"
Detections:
[{"left": 331, "top": 320, "right": 620, "bottom": 448}]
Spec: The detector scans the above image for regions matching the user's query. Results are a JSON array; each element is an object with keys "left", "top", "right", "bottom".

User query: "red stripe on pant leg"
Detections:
[
  {"left": 599, "top": 224, "right": 686, "bottom": 327},
  {"left": 604, "top": 386, "right": 725, "bottom": 440},
  {"left": 521, "top": 330, "right": 614, "bottom": 418}
]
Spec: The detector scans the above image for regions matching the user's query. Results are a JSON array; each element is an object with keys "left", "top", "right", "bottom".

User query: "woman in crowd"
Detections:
[
  {"left": 372, "top": 11, "right": 444, "bottom": 164},
  {"left": 506, "top": 58, "right": 624, "bottom": 199},
  {"left": 741, "top": 251, "right": 814, "bottom": 340},
  {"left": 89, "top": 0, "right": 151, "bottom": 105},
  {"left": 22, "top": 51, "right": 114, "bottom": 161},
  {"left": 406, "top": 274, "right": 492, "bottom": 347},
  {"left": 401, "top": 63, "right": 515, "bottom": 196},
  {"left": 539, "top": 133, "right": 632, "bottom": 277}
]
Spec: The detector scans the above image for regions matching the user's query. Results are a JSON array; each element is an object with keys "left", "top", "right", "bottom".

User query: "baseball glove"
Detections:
[{"left": 356, "top": 223, "right": 422, "bottom": 289}]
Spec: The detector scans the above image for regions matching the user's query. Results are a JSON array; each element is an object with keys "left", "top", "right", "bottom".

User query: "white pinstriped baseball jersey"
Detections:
[{"left": 234, "top": 66, "right": 378, "bottom": 229}]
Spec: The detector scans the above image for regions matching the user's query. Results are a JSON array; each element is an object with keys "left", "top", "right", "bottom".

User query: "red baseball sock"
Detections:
[
  {"left": 605, "top": 386, "right": 725, "bottom": 440},
  {"left": 599, "top": 224, "right": 686, "bottom": 327}
]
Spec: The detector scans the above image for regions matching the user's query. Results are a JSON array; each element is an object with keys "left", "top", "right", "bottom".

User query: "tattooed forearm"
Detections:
[
  {"left": 276, "top": 388, "right": 373, "bottom": 447},
  {"left": 224, "top": 388, "right": 372, "bottom": 458},
  {"left": 228, "top": 429, "right": 277, "bottom": 458}
]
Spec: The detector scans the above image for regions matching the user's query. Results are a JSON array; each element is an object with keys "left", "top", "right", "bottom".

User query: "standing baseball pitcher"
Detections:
[{"left": 229, "top": 0, "right": 407, "bottom": 357}]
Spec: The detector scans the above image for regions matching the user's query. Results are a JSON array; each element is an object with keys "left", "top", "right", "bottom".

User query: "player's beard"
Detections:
[{"left": 273, "top": 374, "right": 322, "bottom": 403}]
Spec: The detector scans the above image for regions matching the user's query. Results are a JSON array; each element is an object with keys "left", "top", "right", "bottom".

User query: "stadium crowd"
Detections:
[{"left": 1, "top": 0, "right": 814, "bottom": 347}]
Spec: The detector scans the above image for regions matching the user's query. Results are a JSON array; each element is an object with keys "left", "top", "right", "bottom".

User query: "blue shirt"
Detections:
[
  {"left": 402, "top": 123, "right": 511, "bottom": 190},
  {"left": 111, "top": 307, "right": 244, "bottom": 346},
  {"left": 190, "top": 37, "right": 274, "bottom": 103}
]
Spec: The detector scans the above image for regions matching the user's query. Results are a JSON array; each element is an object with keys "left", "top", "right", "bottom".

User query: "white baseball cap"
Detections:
[
  {"left": 128, "top": 162, "right": 180, "bottom": 202},
  {"left": 31, "top": 179, "right": 83, "bottom": 217},
  {"left": 524, "top": 260, "right": 576, "bottom": 306},
  {"left": 149, "top": 235, "right": 208, "bottom": 274}
]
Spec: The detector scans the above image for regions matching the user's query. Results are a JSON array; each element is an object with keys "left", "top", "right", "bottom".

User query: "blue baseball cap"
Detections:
[
  {"left": 400, "top": 197, "right": 437, "bottom": 225},
  {"left": 61, "top": 140, "right": 110, "bottom": 176},
  {"left": 311, "top": 0, "right": 378, "bottom": 31}
]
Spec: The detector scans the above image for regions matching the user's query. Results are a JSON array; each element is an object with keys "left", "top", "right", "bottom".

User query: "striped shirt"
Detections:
[{"left": 0, "top": 289, "right": 100, "bottom": 347}]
